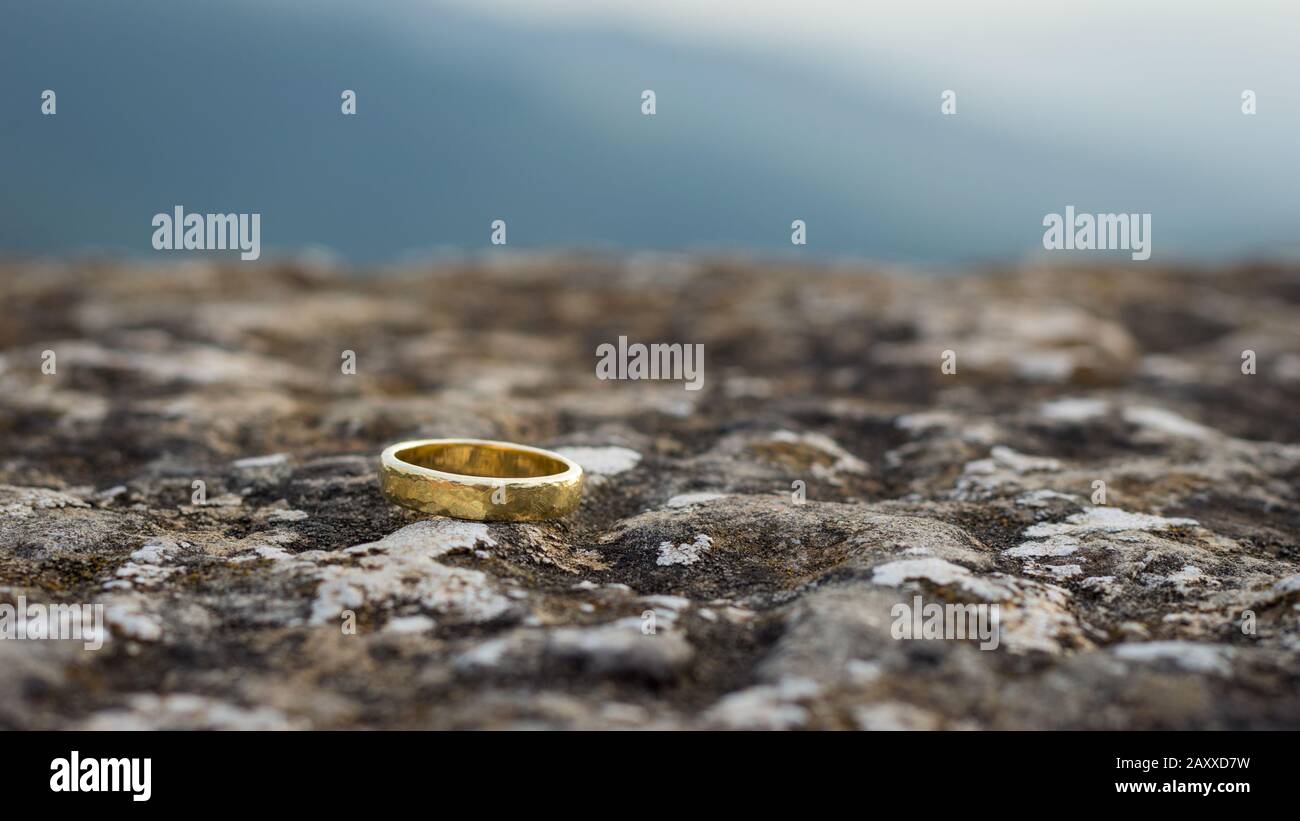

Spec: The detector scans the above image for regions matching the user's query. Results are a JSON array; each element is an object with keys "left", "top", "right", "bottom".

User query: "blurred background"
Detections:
[{"left": 2, "top": 0, "right": 1298, "bottom": 267}]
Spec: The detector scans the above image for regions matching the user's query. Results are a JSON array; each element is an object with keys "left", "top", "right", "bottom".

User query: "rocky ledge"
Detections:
[{"left": 1, "top": 256, "right": 1298, "bottom": 729}]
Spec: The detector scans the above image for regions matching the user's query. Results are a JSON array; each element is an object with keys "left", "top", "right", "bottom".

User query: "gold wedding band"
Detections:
[{"left": 379, "top": 439, "right": 584, "bottom": 521}]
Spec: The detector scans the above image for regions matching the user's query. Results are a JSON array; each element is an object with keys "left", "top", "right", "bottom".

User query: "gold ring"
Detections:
[{"left": 379, "top": 439, "right": 583, "bottom": 521}]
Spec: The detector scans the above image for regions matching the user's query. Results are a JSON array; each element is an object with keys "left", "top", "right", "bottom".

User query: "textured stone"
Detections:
[{"left": 0, "top": 256, "right": 1298, "bottom": 729}]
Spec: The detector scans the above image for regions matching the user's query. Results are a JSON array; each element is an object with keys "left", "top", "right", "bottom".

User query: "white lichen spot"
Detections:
[
  {"left": 954, "top": 446, "right": 1061, "bottom": 500},
  {"left": 81, "top": 694, "right": 302, "bottom": 730},
  {"left": 1143, "top": 564, "right": 1210, "bottom": 593},
  {"left": 1039, "top": 397, "right": 1109, "bottom": 422},
  {"left": 265, "top": 508, "right": 309, "bottom": 523},
  {"left": 1113, "top": 641, "right": 1233, "bottom": 676},
  {"left": 656, "top": 534, "right": 713, "bottom": 566},
  {"left": 1122, "top": 406, "right": 1216, "bottom": 441},
  {"left": 1044, "top": 564, "right": 1084, "bottom": 579},
  {"left": 665, "top": 491, "right": 728, "bottom": 508},
  {"left": 555, "top": 446, "right": 642, "bottom": 476},
  {"left": 104, "top": 598, "right": 163, "bottom": 642},
  {"left": 111, "top": 538, "right": 183, "bottom": 589},
  {"left": 871, "top": 557, "right": 1089, "bottom": 654},
  {"left": 1270, "top": 574, "right": 1300, "bottom": 598},
  {"left": 453, "top": 636, "right": 512, "bottom": 670},
  {"left": 232, "top": 453, "right": 290, "bottom": 469},
  {"left": 853, "top": 701, "right": 943, "bottom": 731},
  {"left": 870, "top": 557, "right": 1005, "bottom": 600},
  {"left": 655, "top": 397, "right": 695, "bottom": 418},
  {"left": 895, "top": 411, "right": 960, "bottom": 432},
  {"left": 845, "top": 659, "right": 883, "bottom": 685},
  {"left": 721, "top": 605, "right": 755, "bottom": 623},
  {"left": 704, "top": 677, "right": 822, "bottom": 730},
  {"left": 639, "top": 594, "right": 692, "bottom": 611},
  {"left": 310, "top": 520, "right": 508, "bottom": 624},
  {"left": 1033, "top": 507, "right": 1198, "bottom": 535},
  {"left": 130, "top": 538, "right": 179, "bottom": 565},
  {"left": 383, "top": 615, "right": 436, "bottom": 634},
  {"left": 96, "top": 485, "right": 128, "bottom": 502},
  {"left": 546, "top": 622, "right": 694, "bottom": 677},
  {"left": 971, "top": 445, "right": 1061, "bottom": 475},
  {"left": 1008, "top": 507, "right": 1199, "bottom": 558},
  {"left": 769, "top": 430, "right": 869, "bottom": 476},
  {"left": 1005, "top": 540, "right": 1083, "bottom": 559},
  {"left": 1014, "top": 351, "right": 1076, "bottom": 382},
  {"left": 1015, "top": 489, "right": 1082, "bottom": 508},
  {"left": 230, "top": 544, "right": 299, "bottom": 564},
  {"left": 343, "top": 519, "right": 496, "bottom": 559},
  {"left": 0, "top": 485, "right": 91, "bottom": 517}
]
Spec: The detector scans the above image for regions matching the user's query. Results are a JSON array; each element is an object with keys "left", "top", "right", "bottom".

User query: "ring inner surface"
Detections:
[{"left": 396, "top": 443, "right": 566, "bottom": 479}]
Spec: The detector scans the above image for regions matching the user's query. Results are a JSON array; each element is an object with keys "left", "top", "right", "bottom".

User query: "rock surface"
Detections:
[{"left": 1, "top": 256, "right": 1299, "bottom": 729}]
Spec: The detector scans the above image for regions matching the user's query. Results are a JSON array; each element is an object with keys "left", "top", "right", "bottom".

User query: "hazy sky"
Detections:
[
  {"left": 451, "top": 0, "right": 1300, "bottom": 157},
  {"left": 3, "top": 0, "right": 1297, "bottom": 265}
]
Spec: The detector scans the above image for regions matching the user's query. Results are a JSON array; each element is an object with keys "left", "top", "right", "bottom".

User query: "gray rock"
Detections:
[{"left": 1, "top": 257, "right": 1298, "bottom": 729}]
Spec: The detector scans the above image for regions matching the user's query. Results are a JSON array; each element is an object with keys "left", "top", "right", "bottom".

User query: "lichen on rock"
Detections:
[{"left": 1, "top": 257, "right": 1298, "bottom": 729}]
